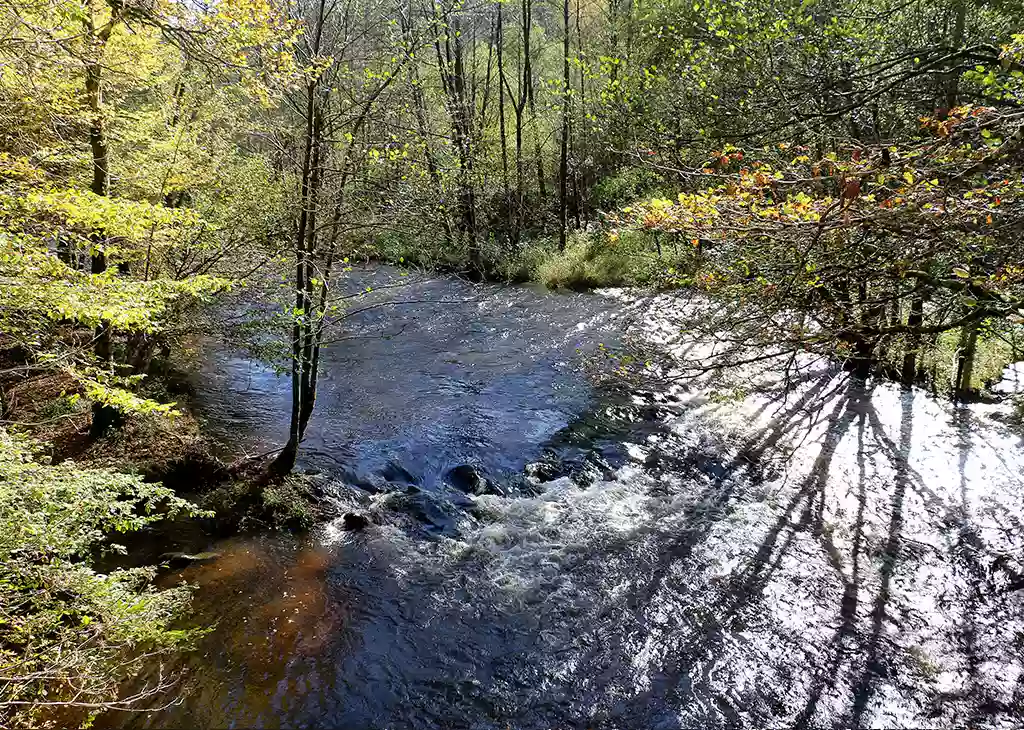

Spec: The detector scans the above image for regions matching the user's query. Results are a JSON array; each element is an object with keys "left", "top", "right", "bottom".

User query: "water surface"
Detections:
[{"left": 109, "top": 268, "right": 1024, "bottom": 729}]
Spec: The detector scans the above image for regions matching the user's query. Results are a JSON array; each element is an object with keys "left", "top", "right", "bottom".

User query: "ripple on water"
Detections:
[{"left": 105, "top": 272, "right": 1024, "bottom": 730}]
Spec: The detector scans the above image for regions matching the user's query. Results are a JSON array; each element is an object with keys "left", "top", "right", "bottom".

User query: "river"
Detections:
[{"left": 108, "top": 267, "right": 1024, "bottom": 729}]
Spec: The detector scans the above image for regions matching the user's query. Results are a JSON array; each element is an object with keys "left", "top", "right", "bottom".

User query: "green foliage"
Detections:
[
  {"left": 198, "top": 474, "right": 328, "bottom": 533},
  {"left": 367, "top": 230, "right": 469, "bottom": 271},
  {"left": 0, "top": 430, "right": 209, "bottom": 729},
  {"left": 1, "top": 244, "right": 231, "bottom": 334},
  {"left": 608, "top": 103, "right": 1024, "bottom": 392},
  {"left": 537, "top": 231, "right": 691, "bottom": 290},
  {"left": 591, "top": 166, "right": 667, "bottom": 210},
  {"left": 489, "top": 237, "right": 560, "bottom": 282},
  {"left": 1, "top": 150, "right": 234, "bottom": 422},
  {"left": 536, "top": 233, "right": 635, "bottom": 290}
]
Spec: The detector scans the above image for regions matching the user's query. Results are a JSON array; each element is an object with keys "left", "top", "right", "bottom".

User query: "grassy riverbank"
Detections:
[{"left": 360, "top": 228, "right": 693, "bottom": 290}]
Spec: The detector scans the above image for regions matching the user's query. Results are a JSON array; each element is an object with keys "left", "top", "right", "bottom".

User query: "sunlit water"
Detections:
[{"left": 107, "top": 267, "right": 1024, "bottom": 729}]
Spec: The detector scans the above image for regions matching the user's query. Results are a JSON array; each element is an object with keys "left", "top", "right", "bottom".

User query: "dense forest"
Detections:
[{"left": 1, "top": 0, "right": 1023, "bottom": 725}]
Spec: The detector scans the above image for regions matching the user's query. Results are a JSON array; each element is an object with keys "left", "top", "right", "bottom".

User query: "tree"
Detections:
[
  {"left": 611, "top": 101, "right": 1024, "bottom": 393},
  {"left": 557, "top": 0, "right": 570, "bottom": 251},
  {"left": 269, "top": 0, "right": 415, "bottom": 474}
]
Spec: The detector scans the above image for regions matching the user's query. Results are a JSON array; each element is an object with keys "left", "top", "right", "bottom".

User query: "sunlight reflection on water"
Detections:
[{"left": 106, "top": 272, "right": 1024, "bottom": 730}]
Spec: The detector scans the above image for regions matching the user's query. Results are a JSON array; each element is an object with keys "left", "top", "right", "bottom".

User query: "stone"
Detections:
[
  {"left": 159, "top": 551, "right": 221, "bottom": 569},
  {"left": 341, "top": 512, "right": 370, "bottom": 531},
  {"left": 446, "top": 464, "right": 484, "bottom": 493}
]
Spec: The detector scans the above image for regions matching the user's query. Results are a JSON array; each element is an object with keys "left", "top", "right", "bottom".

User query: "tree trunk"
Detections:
[
  {"left": 271, "top": 73, "right": 320, "bottom": 477},
  {"left": 573, "top": 0, "right": 584, "bottom": 228},
  {"left": 496, "top": 1, "right": 512, "bottom": 245},
  {"left": 271, "top": 438, "right": 299, "bottom": 476},
  {"left": 850, "top": 279, "right": 881, "bottom": 380},
  {"left": 522, "top": 0, "right": 546, "bottom": 204},
  {"left": 435, "top": 7, "right": 480, "bottom": 271},
  {"left": 270, "top": 0, "right": 399, "bottom": 474},
  {"left": 900, "top": 293, "right": 925, "bottom": 387},
  {"left": 84, "top": 7, "right": 120, "bottom": 438},
  {"left": 557, "top": 0, "right": 570, "bottom": 251},
  {"left": 953, "top": 321, "right": 980, "bottom": 401},
  {"left": 403, "top": 4, "right": 453, "bottom": 247},
  {"left": 941, "top": 0, "right": 967, "bottom": 115}
]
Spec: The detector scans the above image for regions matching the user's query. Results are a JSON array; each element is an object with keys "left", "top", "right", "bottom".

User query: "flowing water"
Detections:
[{"left": 109, "top": 267, "right": 1024, "bottom": 729}]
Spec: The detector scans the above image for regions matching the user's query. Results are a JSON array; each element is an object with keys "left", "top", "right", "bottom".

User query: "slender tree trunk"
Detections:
[
  {"left": 522, "top": 0, "right": 546, "bottom": 203},
  {"left": 513, "top": 103, "right": 524, "bottom": 245},
  {"left": 506, "top": 0, "right": 529, "bottom": 245},
  {"left": 452, "top": 17, "right": 480, "bottom": 270},
  {"left": 296, "top": 91, "right": 325, "bottom": 437},
  {"left": 941, "top": 0, "right": 967, "bottom": 115},
  {"left": 271, "top": 0, "right": 400, "bottom": 473},
  {"left": 850, "top": 280, "right": 881, "bottom": 379},
  {"left": 411, "top": 68, "right": 454, "bottom": 245},
  {"left": 557, "top": 0, "right": 570, "bottom": 251},
  {"left": 901, "top": 293, "right": 925, "bottom": 387},
  {"left": 402, "top": 3, "right": 453, "bottom": 246},
  {"left": 434, "top": 6, "right": 480, "bottom": 271},
  {"left": 573, "top": 0, "right": 584, "bottom": 228},
  {"left": 954, "top": 321, "right": 980, "bottom": 401},
  {"left": 304, "top": 203, "right": 342, "bottom": 437},
  {"left": 85, "top": 6, "right": 120, "bottom": 438},
  {"left": 271, "top": 75, "right": 319, "bottom": 477},
  {"left": 496, "top": 1, "right": 511, "bottom": 244}
]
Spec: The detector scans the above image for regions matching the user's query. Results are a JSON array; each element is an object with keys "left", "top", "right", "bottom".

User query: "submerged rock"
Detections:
[
  {"left": 524, "top": 460, "right": 562, "bottom": 483},
  {"left": 446, "top": 463, "right": 482, "bottom": 491},
  {"left": 159, "top": 551, "right": 221, "bottom": 569},
  {"left": 379, "top": 461, "right": 418, "bottom": 485},
  {"left": 446, "top": 463, "right": 510, "bottom": 497},
  {"left": 378, "top": 486, "right": 465, "bottom": 537}
]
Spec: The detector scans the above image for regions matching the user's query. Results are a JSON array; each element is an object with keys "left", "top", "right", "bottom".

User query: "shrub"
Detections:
[
  {"left": 0, "top": 429, "right": 206, "bottom": 729},
  {"left": 591, "top": 166, "right": 667, "bottom": 210},
  {"left": 537, "top": 231, "right": 692, "bottom": 290}
]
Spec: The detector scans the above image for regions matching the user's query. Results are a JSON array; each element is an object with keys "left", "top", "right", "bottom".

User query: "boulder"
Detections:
[
  {"left": 341, "top": 512, "right": 371, "bottom": 531},
  {"left": 446, "top": 464, "right": 485, "bottom": 493},
  {"left": 383, "top": 486, "right": 462, "bottom": 537},
  {"left": 379, "top": 461, "right": 418, "bottom": 485},
  {"left": 446, "top": 464, "right": 506, "bottom": 496}
]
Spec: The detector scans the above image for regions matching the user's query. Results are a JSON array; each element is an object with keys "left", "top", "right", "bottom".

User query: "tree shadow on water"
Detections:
[
  {"left": 574, "top": 374, "right": 865, "bottom": 728},
  {"left": 846, "top": 387, "right": 914, "bottom": 730},
  {"left": 640, "top": 371, "right": 854, "bottom": 599},
  {"left": 819, "top": 390, "right": 1021, "bottom": 729},
  {"left": 592, "top": 373, "right": 1024, "bottom": 730}
]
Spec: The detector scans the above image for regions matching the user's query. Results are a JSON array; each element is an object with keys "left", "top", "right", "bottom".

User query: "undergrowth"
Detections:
[
  {"left": 536, "top": 231, "right": 694, "bottom": 290},
  {"left": 0, "top": 430, "right": 208, "bottom": 730}
]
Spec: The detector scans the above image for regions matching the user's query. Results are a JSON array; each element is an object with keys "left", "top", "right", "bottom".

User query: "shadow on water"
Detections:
[
  {"left": 102, "top": 273, "right": 1024, "bottom": 730},
  {"left": 528, "top": 372, "right": 1024, "bottom": 729}
]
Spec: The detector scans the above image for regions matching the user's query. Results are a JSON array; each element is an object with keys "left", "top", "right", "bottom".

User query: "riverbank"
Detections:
[
  {"left": 360, "top": 228, "right": 691, "bottom": 290},
  {"left": 0, "top": 349, "right": 335, "bottom": 730},
  {"left": 0, "top": 357, "right": 330, "bottom": 531}
]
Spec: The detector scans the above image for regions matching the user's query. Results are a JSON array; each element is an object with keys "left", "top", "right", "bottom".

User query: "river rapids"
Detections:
[{"left": 107, "top": 267, "right": 1024, "bottom": 730}]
